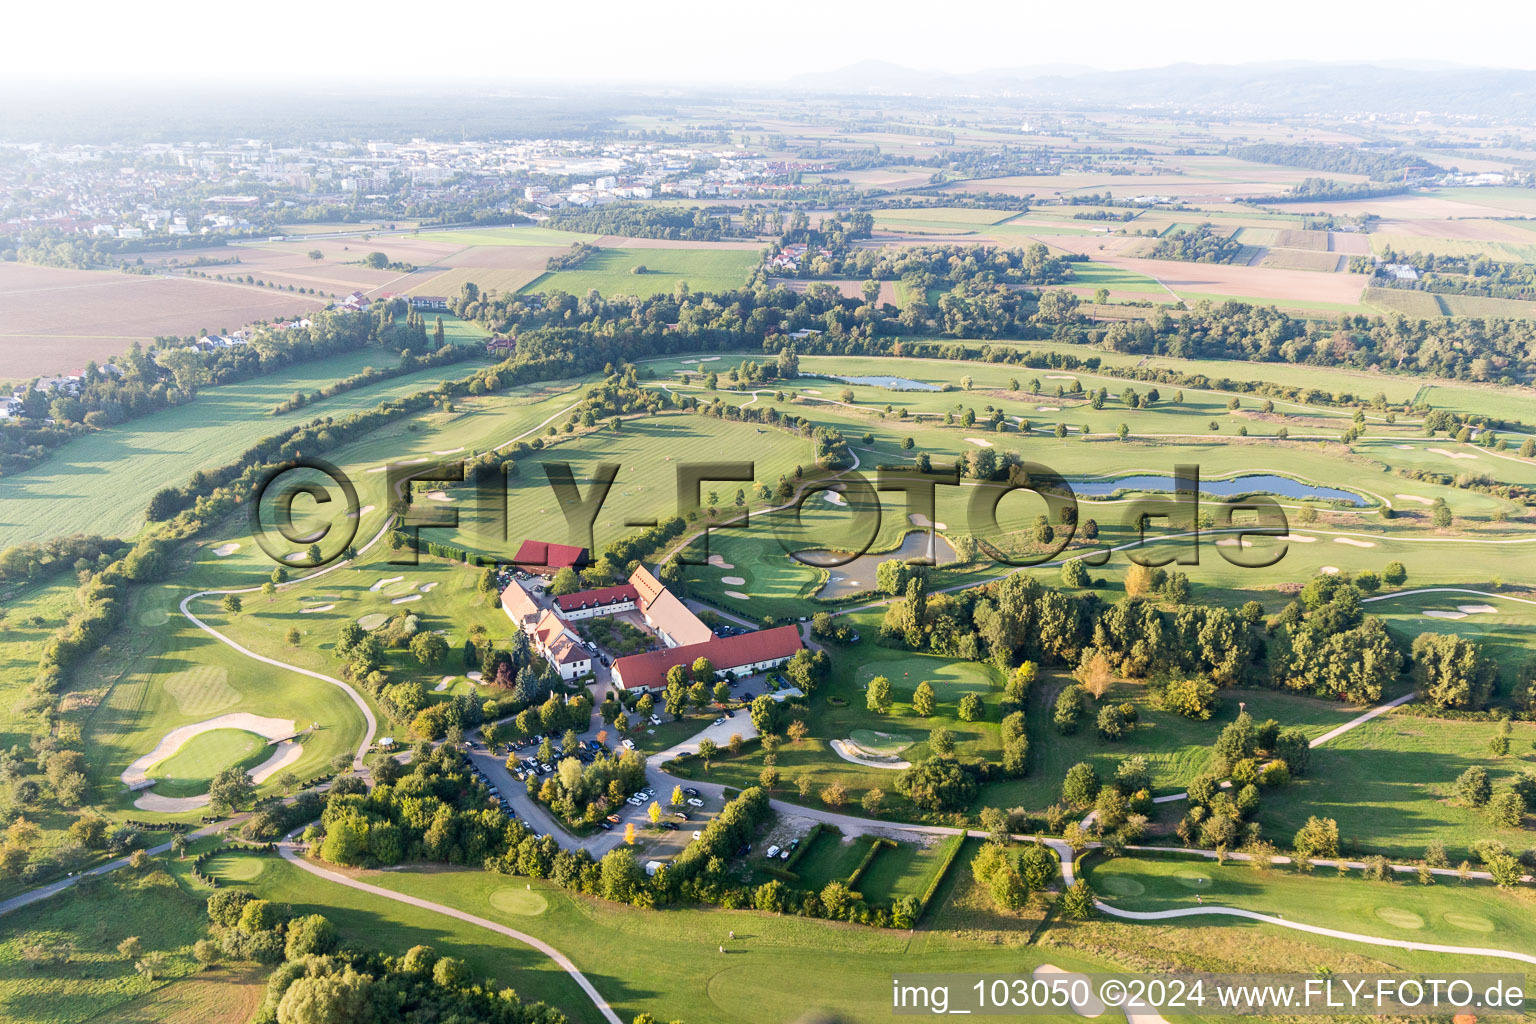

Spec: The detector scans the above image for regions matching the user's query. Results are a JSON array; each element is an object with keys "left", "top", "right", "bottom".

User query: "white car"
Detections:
[
  {"left": 766, "top": 845, "right": 781, "bottom": 858},
  {"left": 622, "top": 738, "right": 635, "bottom": 749},
  {"left": 686, "top": 797, "right": 705, "bottom": 808},
  {"left": 649, "top": 715, "right": 662, "bottom": 725},
  {"left": 713, "top": 717, "right": 725, "bottom": 726}
]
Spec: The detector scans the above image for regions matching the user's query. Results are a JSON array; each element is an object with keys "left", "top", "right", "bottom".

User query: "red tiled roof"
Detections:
[
  {"left": 628, "top": 565, "right": 712, "bottom": 646},
  {"left": 512, "top": 539, "right": 587, "bottom": 573},
  {"left": 611, "top": 625, "right": 802, "bottom": 691},
  {"left": 556, "top": 584, "right": 638, "bottom": 613},
  {"left": 500, "top": 582, "right": 540, "bottom": 628}
]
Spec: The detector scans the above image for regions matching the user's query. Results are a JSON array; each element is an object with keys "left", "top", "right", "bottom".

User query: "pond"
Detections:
[
  {"left": 817, "top": 374, "right": 942, "bottom": 391},
  {"left": 1069, "top": 473, "right": 1367, "bottom": 506},
  {"left": 799, "top": 530, "right": 958, "bottom": 600}
]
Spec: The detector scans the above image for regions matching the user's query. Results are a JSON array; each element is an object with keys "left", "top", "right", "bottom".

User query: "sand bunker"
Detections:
[
  {"left": 399, "top": 457, "right": 429, "bottom": 465},
  {"left": 1394, "top": 494, "right": 1434, "bottom": 505},
  {"left": 707, "top": 555, "right": 735, "bottom": 569},
  {"left": 1425, "top": 609, "right": 1467, "bottom": 619},
  {"left": 1046, "top": 375, "right": 1075, "bottom": 381},
  {"left": 909, "top": 513, "right": 949, "bottom": 530},
  {"left": 346, "top": 504, "right": 377, "bottom": 519},
  {"left": 965, "top": 437, "right": 994, "bottom": 447},
  {"left": 1278, "top": 533, "right": 1316, "bottom": 542},
  {"left": 435, "top": 676, "right": 455, "bottom": 692},
  {"left": 467, "top": 671, "right": 484, "bottom": 681},
  {"left": 721, "top": 575, "right": 746, "bottom": 585},
  {"left": 1035, "top": 405, "right": 1062, "bottom": 412},
  {"left": 724, "top": 590, "right": 750, "bottom": 600},
  {"left": 283, "top": 552, "right": 306, "bottom": 562},
  {"left": 695, "top": 356, "right": 721, "bottom": 362},
  {"left": 1428, "top": 447, "right": 1478, "bottom": 461},
  {"left": 1334, "top": 537, "right": 1377, "bottom": 548},
  {"left": 392, "top": 594, "right": 422, "bottom": 605},
  {"left": 358, "top": 613, "right": 389, "bottom": 630},
  {"left": 370, "top": 575, "right": 405, "bottom": 592},
  {"left": 299, "top": 604, "right": 334, "bottom": 613},
  {"left": 419, "top": 581, "right": 439, "bottom": 592},
  {"left": 1319, "top": 566, "right": 1340, "bottom": 575},
  {"left": 1458, "top": 604, "right": 1498, "bottom": 614},
  {"left": 822, "top": 490, "right": 847, "bottom": 506},
  {"left": 250, "top": 741, "right": 303, "bottom": 784},
  {"left": 1033, "top": 965, "right": 1107, "bottom": 1016},
  {"left": 425, "top": 490, "right": 453, "bottom": 502},
  {"left": 434, "top": 447, "right": 465, "bottom": 455},
  {"left": 212, "top": 543, "right": 241, "bottom": 557},
  {"left": 802, "top": 388, "right": 822, "bottom": 394},
  {"left": 122, "top": 712, "right": 296, "bottom": 790},
  {"left": 831, "top": 739, "right": 910, "bottom": 770},
  {"left": 1395, "top": 445, "right": 1414, "bottom": 450}
]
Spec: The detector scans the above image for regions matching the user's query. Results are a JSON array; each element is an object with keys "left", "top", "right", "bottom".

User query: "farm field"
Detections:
[
  {"left": 1370, "top": 233, "right": 1536, "bottom": 264},
  {"left": 1363, "top": 286, "right": 1447, "bottom": 317},
  {"left": 0, "top": 262, "right": 325, "bottom": 378},
  {"left": 1416, "top": 383, "right": 1536, "bottom": 426},
  {"left": 1259, "top": 248, "right": 1342, "bottom": 272},
  {"left": 0, "top": 347, "right": 475, "bottom": 551},
  {"left": 522, "top": 246, "right": 760, "bottom": 297},
  {"left": 1438, "top": 293, "right": 1536, "bottom": 319}
]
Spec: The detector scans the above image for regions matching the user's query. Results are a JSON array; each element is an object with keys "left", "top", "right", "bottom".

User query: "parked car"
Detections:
[
  {"left": 686, "top": 797, "right": 705, "bottom": 808},
  {"left": 649, "top": 715, "right": 662, "bottom": 725},
  {"left": 780, "top": 848, "right": 790, "bottom": 860},
  {"left": 766, "top": 845, "right": 781, "bottom": 858},
  {"left": 712, "top": 717, "right": 725, "bottom": 726},
  {"left": 599, "top": 821, "right": 613, "bottom": 831},
  {"left": 622, "top": 738, "right": 635, "bottom": 749},
  {"left": 684, "top": 787, "right": 700, "bottom": 797},
  {"left": 662, "top": 822, "right": 678, "bottom": 830},
  {"left": 606, "top": 813, "right": 621, "bottom": 824}
]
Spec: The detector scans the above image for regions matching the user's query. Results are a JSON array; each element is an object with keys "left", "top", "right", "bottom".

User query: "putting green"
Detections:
[
  {"left": 1096, "top": 874, "right": 1146, "bottom": 897},
  {"left": 1442, "top": 911, "right": 1495, "bottom": 932},
  {"left": 207, "top": 852, "right": 266, "bottom": 881},
  {"left": 150, "top": 729, "right": 268, "bottom": 798},
  {"left": 1174, "top": 869, "right": 1213, "bottom": 890},
  {"left": 357, "top": 613, "right": 389, "bottom": 630},
  {"left": 847, "top": 729, "right": 914, "bottom": 755},
  {"left": 1374, "top": 907, "right": 1426, "bottom": 930},
  {"left": 137, "top": 606, "right": 171, "bottom": 627},
  {"left": 488, "top": 887, "right": 548, "bottom": 916}
]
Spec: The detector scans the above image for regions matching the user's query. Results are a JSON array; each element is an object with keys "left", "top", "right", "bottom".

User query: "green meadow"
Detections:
[{"left": 523, "top": 247, "right": 761, "bottom": 298}]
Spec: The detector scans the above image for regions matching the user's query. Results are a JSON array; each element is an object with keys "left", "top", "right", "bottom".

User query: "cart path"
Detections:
[{"left": 280, "top": 841, "right": 624, "bottom": 1024}]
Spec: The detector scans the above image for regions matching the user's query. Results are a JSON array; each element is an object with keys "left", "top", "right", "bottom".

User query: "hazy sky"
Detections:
[{"left": 10, "top": 0, "right": 1536, "bottom": 83}]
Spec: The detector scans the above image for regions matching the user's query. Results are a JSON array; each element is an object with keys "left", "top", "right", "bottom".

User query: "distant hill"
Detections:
[{"left": 783, "top": 60, "right": 1536, "bottom": 117}]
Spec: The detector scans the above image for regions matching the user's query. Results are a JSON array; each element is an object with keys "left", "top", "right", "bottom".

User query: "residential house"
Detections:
[{"left": 555, "top": 583, "right": 639, "bottom": 621}]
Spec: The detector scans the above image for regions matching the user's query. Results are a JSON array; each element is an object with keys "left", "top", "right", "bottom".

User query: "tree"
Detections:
[
  {"left": 1060, "top": 559, "right": 1089, "bottom": 587},
  {"left": 1456, "top": 766, "right": 1492, "bottom": 806},
  {"left": 1487, "top": 790, "right": 1526, "bottom": 828},
  {"left": 623, "top": 822, "right": 637, "bottom": 845},
  {"left": 1062, "top": 762, "right": 1101, "bottom": 807},
  {"left": 409, "top": 631, "right": 449, "bottom": 667},
  {"left": 896, "top": 757, "right": 978, "bottom": 811},
  {"left": 911, "top": 680, "right": 936, "bottom": 717},
  {"left": 1382, "top": 561, "right": 1407, "bottom": 586},
  {"left": 549, "top": 567, "right": 581, "bottom": 596},
  {"left": 862, "top": 787, "right": 885, "bottom": 815},
  {"left": 116, "top": 936, "right": 143, "bottom": 960},
  {"left": 285, "top": 626, "right": 302, "bottom": 646},
  {"left": 759, "top": 766, "right": 780, "bottom": 791},
  {"left": 208, "top": 765, "right": 254, "bottom": 814},
  {"left": 221, "top": 593, "right": 242, "bottom": 614},
  {"left": 1431, "top": 499, "right": 1453, "bottom": 529},
  {"left": 1052, "top": 685, "right": 1085, "bottom": 734},
  {"left": 1292, "top": 816, "right": 1340, "bottom": 858},
  {"left": 1073, "top": 649, "right": 1115, "bottom": 699},
  {"left": 957, "top": 692, "right": 983, "bottom": 722},
  {"left": 865, "top": 675, "right": 892, "bottom": 714},
  {"left": 928, "top": 725, "right": 955, "bottom": 757},
  {"left": 1060, "top": 880, "right": 1097, "bottom": 919},
  {"left": 1412, "top": 633, "right": 1497, "bottom": 709}
]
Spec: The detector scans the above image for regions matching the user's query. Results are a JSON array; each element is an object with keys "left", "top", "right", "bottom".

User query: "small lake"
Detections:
[
  {"left": 1070, "top": 474, "right": 1366, "bottom": 506},
  {"left": 799, "top": 530, "right": 957, "bottom": 600},
  {"left": 818, "top": 374, "right": 942, "bottom": 392}
]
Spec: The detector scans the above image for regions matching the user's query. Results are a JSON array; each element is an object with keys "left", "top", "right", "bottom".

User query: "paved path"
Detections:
[
  {"left": 1308, "top": 690, "right": 1417, "bottom": 747},
  {"left": 279, "top": 841, "right": 624, "bottom": 1024}
]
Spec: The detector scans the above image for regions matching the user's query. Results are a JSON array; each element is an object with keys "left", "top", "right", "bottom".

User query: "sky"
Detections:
[{"left": 8, "top": 0, "right": 1536, "bottom": 84}]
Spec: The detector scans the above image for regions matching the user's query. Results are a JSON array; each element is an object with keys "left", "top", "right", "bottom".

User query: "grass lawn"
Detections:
[
  {"left": 0, "top": 868, "right": 208, "bottom": 1024},
  {"left": 992, "top": 683, "right": 1362, "bottom": 811},
  {"left": 148, "top": 729, "right": 269, "bottom": 798},
  {"left": 792, "top": 830, "right": 881, "bottom": 891},
  {"left": 230, "top": 851, "right": 1117, "bottom": 1024},
  {"left": 856, "top": 838, "right": 953, "bottom": 901},
  {"left": 523, "top": 247, "right": 760, "bottom": 298},
  {"left": 0, "top": 575, "right": 79, "bottom": 749},
  {"left": 1418, "top": 383, "right": 1536, "bottom": 429},
  {"left": 0, "top": 348, "right": 469, "bottom": 550},
  {"left": 1257, "top": 711, "right": 1536, "bottom": 861},
  {"left": 1083, "top": 851, "right": 1536, "bottom": 972},
  {"left": 1369, "top": 590, "right": 1536, "bottom": 687}
]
